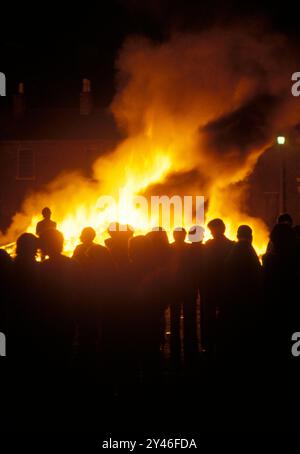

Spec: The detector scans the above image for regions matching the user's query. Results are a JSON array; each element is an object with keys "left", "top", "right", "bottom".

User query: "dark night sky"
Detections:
[{"left": 1, "top": 0, "right": 299, "bottom": 108}]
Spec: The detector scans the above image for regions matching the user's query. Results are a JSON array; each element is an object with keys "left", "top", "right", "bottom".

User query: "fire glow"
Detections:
[{"left": 2, "top": 25, "right": 300, "bottom": 256}]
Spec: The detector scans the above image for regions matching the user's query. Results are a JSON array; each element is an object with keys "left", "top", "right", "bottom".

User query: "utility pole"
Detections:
[{"left": 277, "top": 136, "right": 286, "bottom": 213}]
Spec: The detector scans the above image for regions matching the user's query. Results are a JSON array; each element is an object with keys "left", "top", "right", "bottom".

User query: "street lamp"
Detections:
[
  {"left": 277, "top": 136, "right": 286, "bottom": 145},
  {"left": 277, "top": 136, "right": 286, "bottom": 213}
]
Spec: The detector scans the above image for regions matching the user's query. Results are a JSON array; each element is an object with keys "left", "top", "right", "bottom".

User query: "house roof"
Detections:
[{"left": 0, "top": 107, "right": 123, "bottom": 141}]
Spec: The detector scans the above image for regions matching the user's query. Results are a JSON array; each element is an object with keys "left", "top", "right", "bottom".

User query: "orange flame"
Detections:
[{"left": 3, "top": 25, "right": 300, "bottom": 257}]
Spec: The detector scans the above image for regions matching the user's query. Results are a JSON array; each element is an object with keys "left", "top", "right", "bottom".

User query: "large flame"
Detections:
[{"left": 2, "top": 24, "right": 300, "bottom": 256}]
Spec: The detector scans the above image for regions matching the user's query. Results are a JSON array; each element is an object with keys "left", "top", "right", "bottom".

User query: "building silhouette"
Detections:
[{"left": 0, "top": 80, "right": 121, "bottom": 231}]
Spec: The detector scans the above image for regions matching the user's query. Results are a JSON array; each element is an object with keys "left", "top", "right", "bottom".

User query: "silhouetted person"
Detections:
[
  {"left": 146, "top": 227, "right": 172, "bottom": 350},
  {"left": 187, "top": 225, "right": 206, "bottom": 358},
  {"left": 102, "top": 223, "right": 138, "bottom": 392},
  {"left": 202, "top": 218, "right": 235, "bottom": 358},
  {"left": 172, "top": 226, "right": 186, "bottom": 245},
  {"left": 39, "top": 229, "right": 78, "bottom": 366},
  {"left": 187, "top": 225, "right": 206, "bottom": 276},
  {"left": 73, "top": 226, "right": 97, "bottom": 264},
  {"left": 169, "top": 227, "right": 199, "bottom": 363},
  {"left": 78, "top": 239, "right": 116, "bottom": 370},
  {"left": 222, "top": 225, "right": 262, "bottom": 360},
  {"left": 294, "top": 225, "right": 300, "bottom": 240},
  {"left": 277, "top": 213, "right": 293, "bottom": 226},
  {"left": 263, "top": 223, "right": 300, "bottom": 362},
  {"left": 129, "top": 235, "right": 172, "bottom": 382},
  {"left": 188, "top": 225, "right": 206, "bottom": 286},
  {"left": 0, "top": 249, "right": 12, "bottom": 335},
  {"left": 293, "top": 225, "right": 300, "bottom": 252},
  {"left": 15, "top": 233, "right": 38, "bottom": 265},
  {"left": 266, "top": 212, "right": 293, "bottom": 253},
  {"left": 35, "top": 207, "right": 57, "bottom": 237},
  {"left": 128, "top": 235, "right": 159, "bottom": 381},
  {"left": 146, "top": 227, "right": 170, "bottom": 267},
  {"left": 8, "top": 234, "right": 40, "bottom": 361},
  {"left": 206, "top": 218, "right": 234, "bottom": 249},
  {"left": 169, "top": 228, "right": 187, "bottom": 362},
  {"left": 104, "top": 222, "right": 133, "bottom": 269}
]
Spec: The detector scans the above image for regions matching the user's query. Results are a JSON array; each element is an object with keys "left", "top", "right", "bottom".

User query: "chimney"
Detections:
[
  {"left": 13, "top": 82, "right": 26, "bottom": 117},
  {"left": 80, "top": 78, "right": 92, "bottom": 115}
]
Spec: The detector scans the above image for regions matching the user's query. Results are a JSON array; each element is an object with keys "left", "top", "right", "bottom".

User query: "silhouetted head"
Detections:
[
  {"left": 277, "top": 213, "right": 293, "bottom": 226},
  {"left": 173, "top": 227, "right": 186, "bottom": 244},
  {"left": 237, "top": 225, "right": 252, "bottom": 243},
  {"left": 86, "top": 244, "right": 109, "bottom": 267},
  {"left": 107, "top": 222, "right": 120, "bottom": 239},
  {"left": 129, "top": 235, "right": 152, "bottom": 266},
  {"left": 42, "top": 207, "right": 52, "bottom": 220},
  {"left": 146, "top": 228, "right": 170, "bottom": 263},
  {"left": 16, "top": 233, "right": 38, "bottom": 260},
  {"left": 147, "top": 227, "right": 169, "bottom": 246},
  {"left": 105, "top": 223, "right": 133, "bottom": 265},
  {"left": 40, "top": 229, "right": 64, "bottom": 257},
  {"left": 207, "top": 218, "right": 226, "bottom": 239},
  {"left": 188, "top": 225, "right": 205, "bottom": 243},
  {"left": 270, "top": 223, "right": 296, "bottom": 253},
  {"left": 107, "top": 222, "right": 134, "bottom": 240},
  {"left": 294, "top": 225, "right": 300, "bottom": 239},
  {"left": 80, "top": 227, "right": 96, "bottom": 245}
]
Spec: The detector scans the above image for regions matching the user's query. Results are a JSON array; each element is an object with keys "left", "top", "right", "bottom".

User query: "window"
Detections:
[{"left": 16, "top": 149, "right": 35, "bottom": 180}]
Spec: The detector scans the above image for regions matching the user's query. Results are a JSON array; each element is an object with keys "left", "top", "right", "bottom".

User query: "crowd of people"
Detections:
[{"left": 0, "top": 208, "right": 300, "bottom": 392}]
